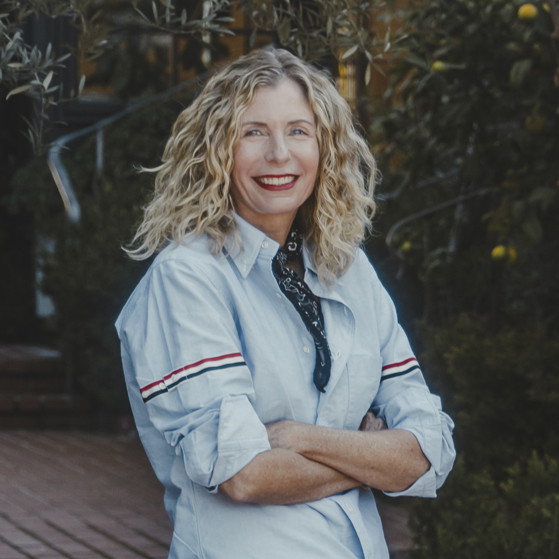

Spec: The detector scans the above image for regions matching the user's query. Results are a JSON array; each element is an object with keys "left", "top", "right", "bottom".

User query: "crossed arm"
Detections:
[{"left": 220, "top": 413, "right": 430, "bottom": 505}]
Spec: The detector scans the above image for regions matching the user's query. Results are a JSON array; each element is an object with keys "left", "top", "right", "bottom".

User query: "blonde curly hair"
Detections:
[{"left": 126, "top": 48, "right": 378, "bottom": 285}]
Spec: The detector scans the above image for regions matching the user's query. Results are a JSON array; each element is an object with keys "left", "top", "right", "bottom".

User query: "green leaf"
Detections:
[
  {"left": 404, "top": 54, "right": 429, "bottom": 70},
  {"left": 509, "top": 59, "right": 532, "bottom": 86},
  {"left": 78, "top": 74, "right": 86, "bottom": 96},
  {"left": 277, "top": 18, "right": 291, "bottom": 43},
  {"left": 522, "top": 213, "right": 543, "bottom": 243},
  {"left": 341, "top": 44, "right": 359, "bottom": 60},
  {"left": 249, "top": 27, "right": 256, "bottom": 48},
  {"left": 6, "top": 84, "right": 32, "bottom": 99},
  {"left": 43, "top": 70, "right": 54, "bottom": 90},
  {"left": 364, "top": 63, "right": 371, "bottom": 85}
]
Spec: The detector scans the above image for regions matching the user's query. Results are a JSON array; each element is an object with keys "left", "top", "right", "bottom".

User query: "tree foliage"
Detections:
[
  {"left": 1, "top": 0, "right": 391, "bottom": 153},
  {"left": 375, "top": 0, "right": 559, "bottom": 324},
  {"left": 371, "top": 1, "right": 559, "bottom": 555}
]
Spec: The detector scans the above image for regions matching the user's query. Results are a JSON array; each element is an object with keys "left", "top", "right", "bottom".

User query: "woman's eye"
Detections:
[
  {"left": 291, "top": 128, "right": 308, "bottom": 136},
  {"left": 245, "top": 129, "right": 263, "bottom": 137}
]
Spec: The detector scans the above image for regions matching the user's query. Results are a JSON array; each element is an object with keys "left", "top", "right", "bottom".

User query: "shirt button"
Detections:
[
  {"left": 275, "top": 293, "right": 282, "bottom": 299},
  {"left": 261, "top": 241, "right": 269, "bottom": 248},
  {"left": 347, "top": 505, "right": 354, "bottom": 512},
  {"left": 303, "top": 346, "right": 311, "bottom": 353}
]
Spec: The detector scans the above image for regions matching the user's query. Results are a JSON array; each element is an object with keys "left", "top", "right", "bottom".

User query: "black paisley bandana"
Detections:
[{"left": 271, "top": 230, "right": 332, "bottom": 392}]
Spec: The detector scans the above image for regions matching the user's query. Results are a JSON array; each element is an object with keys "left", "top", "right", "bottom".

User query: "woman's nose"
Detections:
[{"left": 265, "top": 134, "right": 290, "bottom": 163}]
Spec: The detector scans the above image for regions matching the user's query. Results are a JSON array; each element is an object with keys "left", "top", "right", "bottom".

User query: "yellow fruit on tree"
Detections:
[
  {"left": 491, "top": 245, "right": 518, "bottom": 263},
  {"left": 400, "top": 241, "right": 412, "bottom": 253},
  {"left": 507, "top": 247, "right": 518, "bottom": 264},
  {"left": 491, "top": 245, "right": 508, "bottom": 260},
  {"left": 431, "top": 60, "right": 447, "bottom": 73},
  {"left": 517, "top": 3, "right": 538, "bottom": 20}
]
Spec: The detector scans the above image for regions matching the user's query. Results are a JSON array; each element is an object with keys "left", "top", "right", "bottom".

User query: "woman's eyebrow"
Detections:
[
  {"left": 240, "top": 119, "right": 315, "bottom": 126},
  {"left": 241, "top": 120, "right": 266, "bottom": 126},
  {"left": 289, "top": 119, "right": 315, "bottom": 126}
]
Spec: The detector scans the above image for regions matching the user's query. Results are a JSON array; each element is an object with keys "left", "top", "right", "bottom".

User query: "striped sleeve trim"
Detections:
[
  {"left": 140, "top": 352, "right": 246, "bottom": 403},
  {"left": 381, "top": 357, "right": 420, "bottom": 381}
]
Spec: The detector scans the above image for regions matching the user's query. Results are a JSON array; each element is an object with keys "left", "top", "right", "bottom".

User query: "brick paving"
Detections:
[
  {"left": 0, "top": 431, "right": 171, "bottom": 559},
  {"left": 0, "top": 430, "right": 412, "bottom": 558}
]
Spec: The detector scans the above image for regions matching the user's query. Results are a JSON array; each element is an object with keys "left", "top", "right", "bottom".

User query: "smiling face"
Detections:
[{"left": 230, "top": 78, "right": 320, "bottom": 244}]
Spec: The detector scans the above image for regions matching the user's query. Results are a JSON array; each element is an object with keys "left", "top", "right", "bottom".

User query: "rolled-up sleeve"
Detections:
[
  {"left": 368, "top": 266, "right": 456, "bottom": 498},
  {"left": 117, "top": 256, "right": 271, "bottom": 489}
]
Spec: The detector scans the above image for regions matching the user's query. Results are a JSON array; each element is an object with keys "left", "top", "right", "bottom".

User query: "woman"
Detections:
[{"left": 116, "top": 48, "right": 455, "bottom": 559}]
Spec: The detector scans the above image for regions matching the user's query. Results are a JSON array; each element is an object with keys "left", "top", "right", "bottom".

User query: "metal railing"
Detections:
[{"left": 47, "top": 72, "right": 210, "bottom": 223}]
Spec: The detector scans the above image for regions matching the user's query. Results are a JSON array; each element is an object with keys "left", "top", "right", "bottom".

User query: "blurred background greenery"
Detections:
[{"left": 2, "top": 0, "right": 558, "bottom": 556}]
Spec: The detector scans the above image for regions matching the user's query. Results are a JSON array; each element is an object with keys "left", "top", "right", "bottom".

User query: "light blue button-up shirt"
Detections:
[{"left": 116, "top": 215, "right": 455, "bottom": 559}]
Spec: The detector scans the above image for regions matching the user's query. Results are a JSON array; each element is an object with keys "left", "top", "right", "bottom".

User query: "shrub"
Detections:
[
  {"left": 411, "top": 453, "right": 559, "bottom": 559},
  {"left": 419, "top": 314, "right": 559, "bottom": 473}
]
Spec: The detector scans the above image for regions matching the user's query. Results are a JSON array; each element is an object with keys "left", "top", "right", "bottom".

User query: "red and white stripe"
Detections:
[
  {"left": 381, "top": 357, "right": 420, "bottom": 380},
  {"left": 140, "top": 352, "right": 246, "bottom": 402}
]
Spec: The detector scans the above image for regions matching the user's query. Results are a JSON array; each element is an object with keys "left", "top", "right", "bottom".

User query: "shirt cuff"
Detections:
[
  {"left": 384, "top": 464, "right": 438, "bottom": 498},
  {"left": 210, "top": 394, "right": 271, "bottom": 488},
  {"left": 379, "top": 390, "right": 455, "bottom": 498}
]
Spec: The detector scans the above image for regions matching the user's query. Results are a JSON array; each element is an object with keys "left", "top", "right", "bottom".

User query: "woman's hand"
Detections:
[
  {"left": 266, "top": 420, "right": 306, "bottom": 452},
  {"left": 359, "top": 411, "right": 387, "bottom": 432}
]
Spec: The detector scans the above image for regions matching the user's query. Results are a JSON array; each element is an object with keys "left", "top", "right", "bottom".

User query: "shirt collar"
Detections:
[
  {"left": 225, "top": 213, "right": 323, "bottom": 280},
  {"left": 225, "top": 214, "right": 281, "bottom": 278}
]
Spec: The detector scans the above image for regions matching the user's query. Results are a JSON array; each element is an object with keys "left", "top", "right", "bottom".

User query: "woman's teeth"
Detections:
[{"left": 256, "top": 175, "right": 297, "bottom": 186}]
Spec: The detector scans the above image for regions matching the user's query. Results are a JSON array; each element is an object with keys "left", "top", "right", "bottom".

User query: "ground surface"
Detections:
[
  {"left": 0, "top": 431, "right": 170, "bottom": 559},
  {"left": 0, "top": 430, "right": 412, "bottom": 558}
]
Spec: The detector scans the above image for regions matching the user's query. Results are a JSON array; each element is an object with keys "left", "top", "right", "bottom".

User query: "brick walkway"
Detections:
[
  {"left": 0, "top": 431, "right": 171, "bottom": 559},
  {"left": 0, "top": 430, "right": 412, "bottom": 558}
]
